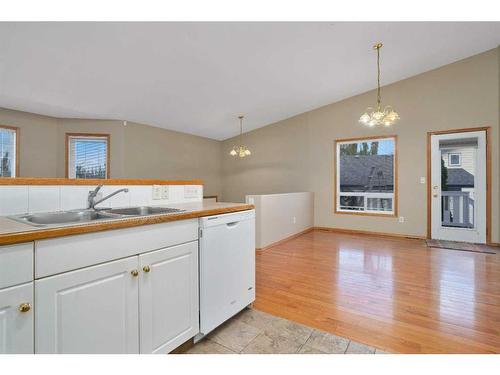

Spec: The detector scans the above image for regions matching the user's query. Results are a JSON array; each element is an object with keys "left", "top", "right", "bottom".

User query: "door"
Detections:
[
  {"left": 0, "top": 283, "right": 34, "bottom": 354},
  {"left": 35, "top": 256, "right": 139, "bottom": 354},
  {"left": 139, "top": 241, "right": 199, "bottom": 354},
  {"left": 430, "top": 130, "right": 487, "bottom": 243}
]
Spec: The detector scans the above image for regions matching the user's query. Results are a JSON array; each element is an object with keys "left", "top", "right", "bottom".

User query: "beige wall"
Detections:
[
  {"left": 123, "top": 123, "right": 222, "bottom": 197},
  {"left": 0, "top": 110, "right": 222, "bottom": 197},
  {"left": 0, "top": 108, "right": 58, "bottom": 177},
  {"left": 222, "top": 48, "right": 500, "bottom": 243},
  {"left": 1, "top": 48, "right": 499, "bottom": 241}
]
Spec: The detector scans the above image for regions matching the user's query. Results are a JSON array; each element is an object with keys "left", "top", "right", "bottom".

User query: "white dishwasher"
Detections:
[{"left": 198, "top": 209, "right": 255, "bottom": 336}]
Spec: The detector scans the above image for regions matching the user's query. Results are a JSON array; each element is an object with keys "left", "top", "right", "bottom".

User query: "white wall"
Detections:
[{"left": 246, "top": 192, "right": 313, "bottom": 249}]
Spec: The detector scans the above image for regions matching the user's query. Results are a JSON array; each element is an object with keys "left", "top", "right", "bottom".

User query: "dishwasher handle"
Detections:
[{"left": 226, "top": 221, "right": 240, "bottom": 228}]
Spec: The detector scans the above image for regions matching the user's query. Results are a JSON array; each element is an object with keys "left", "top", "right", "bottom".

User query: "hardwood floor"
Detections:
[{"left": 254, "top": 230, "right": 500, "bottom": 353}]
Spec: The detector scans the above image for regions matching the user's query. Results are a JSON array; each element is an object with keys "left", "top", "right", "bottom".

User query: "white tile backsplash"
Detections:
[
  {"left": 60, "top": 186, "right": 94, "bottom": 211},
  {"left": 98, "top": 186, "right": 131, "bottom": 208},
  {"left": 0, "top": 184, "right": 203, "bottom": 216},
  {"left": 129, "top": 186, "right": 152, "bottom": 206},
  {"left": 28, "top": 186, "right": 61, "bottom": 213},
  {"left": 0, "top": 186, "right": 29, "bottom": 215}
]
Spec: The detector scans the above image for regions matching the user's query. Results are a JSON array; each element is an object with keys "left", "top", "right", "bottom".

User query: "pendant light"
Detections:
[
  {"left": 359, "top": 43, "right": 400, "bottom": 127},
  {"left": 229, "top": 115, "right": 251, "bottom": 158}
]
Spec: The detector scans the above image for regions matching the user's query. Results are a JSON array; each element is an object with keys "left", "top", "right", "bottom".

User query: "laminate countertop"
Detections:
[{"left": 0, "top": 202, "right": 254, "bottom": 246}]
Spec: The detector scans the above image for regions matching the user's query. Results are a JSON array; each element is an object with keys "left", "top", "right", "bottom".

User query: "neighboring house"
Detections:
[
  {"left": 441, "top": 146, "right": 475, "bottom": 175},
  {"left": 442, "top": 146, "right": 475, "bottom": 191},
  {"left": 339, "top": 155, "right": 393, "bottom": 192}
]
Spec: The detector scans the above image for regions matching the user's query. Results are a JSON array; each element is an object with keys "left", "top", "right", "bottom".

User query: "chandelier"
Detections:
[
  {"left": 229, "top": 115, "right": 251, "bottom": 158},
  {"left": 359, "top": 43, "right": 400, "bottom": 127}
]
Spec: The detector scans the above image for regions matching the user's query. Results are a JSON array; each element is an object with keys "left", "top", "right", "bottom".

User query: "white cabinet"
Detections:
[
  {"left": 34, "top": 240, "right": 200, "bottom": 354},
  {"left": 0, "top": 282, "right": 34, "bottom": 354},
  {"left": 35, "top": 256, "right": 139, "bottom": 354},
  {"left": 139, "top": 241, "right": 199, "bottom": 354}
]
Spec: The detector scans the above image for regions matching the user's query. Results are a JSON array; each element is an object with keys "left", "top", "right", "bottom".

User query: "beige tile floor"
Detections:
[{"left": 185, "top": 308, "right": 390, "bottom": 354}]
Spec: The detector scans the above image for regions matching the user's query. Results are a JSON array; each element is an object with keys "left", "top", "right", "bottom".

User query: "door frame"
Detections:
[{"left": 426, "top": 126, "right": 491, "bottom": 244}]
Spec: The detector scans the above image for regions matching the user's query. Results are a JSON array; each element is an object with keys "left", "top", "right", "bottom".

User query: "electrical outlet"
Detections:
[
  {"left": 152, "top": 185, "right": 161, "bottom": 200},
  {"left": 293, "top": 216, "right": 297, "bottom": 224},
  {"left": 184, "top": 186, "right": 199, "bottom": 199},
  {"left": 398, "top": 216, "right": 405, "bottom": 223},
  {"left": 420, "top": 177, "right": 426, "bottom": 184},
  {"left": 161, "top": 186, "right": 169, "bottom": 200}
]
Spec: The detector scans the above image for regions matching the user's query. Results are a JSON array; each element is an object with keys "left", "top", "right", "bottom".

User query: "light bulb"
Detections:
[
  {"left": 359, "top": 113, "right": 370, "bottom": 124},
  {"left": 372, "top": 111, "right": 384, "bottom": 121},
  {"left": 230, "top": 149, "right": 237, "bottom": 156},
  {"left": 387, "top": 110, "right": 400, "bottom": 122},
  {"left": 245, "top": 149, "right": 251, "bottom": 156}
]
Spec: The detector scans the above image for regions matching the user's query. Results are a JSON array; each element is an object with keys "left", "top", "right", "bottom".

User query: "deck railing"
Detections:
[
  {"left": 441, "top": 191, "right": 474, "bottom": 228},
  {"left": 338, "top": 192, "right": 394, "bottom": 213}
]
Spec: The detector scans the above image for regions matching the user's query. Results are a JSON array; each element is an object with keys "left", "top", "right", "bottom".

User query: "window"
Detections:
[
  {"left": 66, "top": 133, "right": 110, "bottom": 179},
  {"left": 448, "top": 153, "right": 461, "bottom": 166},
  {"left": 335, "top": 136, "right": 397, "bottom": 215},
  {"left": 0, "top": 125, "right": 19, "bottom": 177}
]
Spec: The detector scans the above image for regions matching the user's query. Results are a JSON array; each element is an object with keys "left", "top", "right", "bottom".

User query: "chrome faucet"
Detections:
[{"left": 87, "top": 185, "right": 129, "bottom": 210}]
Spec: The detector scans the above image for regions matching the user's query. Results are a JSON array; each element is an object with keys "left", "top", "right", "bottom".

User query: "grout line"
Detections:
[
  {"left": 238, "top": 331, "right": 264, "bottom": 354},
  {"left": 206, "top": 339, "right": 238, "bottom": 354},
  {"left": 296, "top": 329, "right": 314, "bottom": 353},
  {"left": 344, "top": 341, "right": 351, "bottom": 354}
]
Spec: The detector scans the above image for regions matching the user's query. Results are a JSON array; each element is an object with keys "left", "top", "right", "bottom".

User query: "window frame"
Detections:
[
  {"left": 334, "top": 135, "right": 398, "bottom": 217},
  {"left": 0, "top": 124, "right": 20, "bottom": 178},
  {"left": 65, "top": 133, "right": 110, "bottom": 179},
  {"left": 448, "top": 152, "right": 461, "bottom": 167}
]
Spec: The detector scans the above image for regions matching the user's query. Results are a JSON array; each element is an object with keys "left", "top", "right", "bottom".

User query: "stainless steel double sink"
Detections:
[{"left": 8, "top": 206, "right": 186, "bottom": 227}]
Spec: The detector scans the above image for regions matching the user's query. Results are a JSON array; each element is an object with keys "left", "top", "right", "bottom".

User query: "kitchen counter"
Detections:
[{"left": 0, "top": 201, "right": 254, "bottom": 246}]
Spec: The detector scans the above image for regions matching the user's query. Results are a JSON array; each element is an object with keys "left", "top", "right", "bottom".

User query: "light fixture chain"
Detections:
[
  {"left": 377, "top": 45, "right": 381, "bottom": 109},
  {"left": 358, "top": 42, "right": 399, "bottom": 127},
  {"left": 239, "top": 116, "right": 243, "bottom": 145}
]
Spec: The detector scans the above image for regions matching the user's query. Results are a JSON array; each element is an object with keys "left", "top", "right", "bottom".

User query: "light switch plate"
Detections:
[
  {"left": 420, "top": 177, "right": 426, "bottom": 184},
  {"left": 152, "top": 185, "right": 161, "bottom": 200},
  {"left": 161, "top": 186, "right": 169, "bottom": 200}
]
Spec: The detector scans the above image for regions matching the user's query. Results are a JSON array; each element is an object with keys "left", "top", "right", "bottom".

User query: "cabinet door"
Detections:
[
  {"left": 139, "top": 241, "right": 199, "bottom": 354},
  {"left": 0, "top": 283, "right": 34, "bottom": 354},
  {"left": 36, "top": 256, "right": 139, "bottom": 354}
]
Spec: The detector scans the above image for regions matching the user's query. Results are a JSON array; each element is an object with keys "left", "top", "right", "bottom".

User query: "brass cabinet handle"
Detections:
[
  {"left": 143, "top": 265, "right": 151, "bottom": 273},
  {"left": 18, "top": 303, "right": 31, "bottom": 313},
  {"left": 131, "top": 270, "right": 139, "bottom": 277}
]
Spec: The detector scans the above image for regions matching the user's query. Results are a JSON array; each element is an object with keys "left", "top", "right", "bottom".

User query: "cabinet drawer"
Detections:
[
  {"left": 36, "top": 219, "right": 198, "bottom": 278},
  {"left": 0, "top": 243, "right": 34, "bottom": 289}
]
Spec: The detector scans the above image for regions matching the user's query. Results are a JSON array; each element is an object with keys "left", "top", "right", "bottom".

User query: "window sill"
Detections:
[{"left": 334, "top": 209, "right": 397, "bottom": 218}]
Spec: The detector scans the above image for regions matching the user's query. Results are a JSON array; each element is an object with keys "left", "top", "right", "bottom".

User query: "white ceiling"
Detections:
[{"left": 0, "top": 22, "right": 499, "bottom": 140}]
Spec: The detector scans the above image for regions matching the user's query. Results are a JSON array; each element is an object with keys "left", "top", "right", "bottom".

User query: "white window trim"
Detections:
[
  {"left": 448, "top": 153, "right": 461, "bottom": 167},
  {"left": 67, "top": 134, "right": 109, "bottom": 179},
  {"left": 335, "top": 136, "right": 396, "bottom": 216}
]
